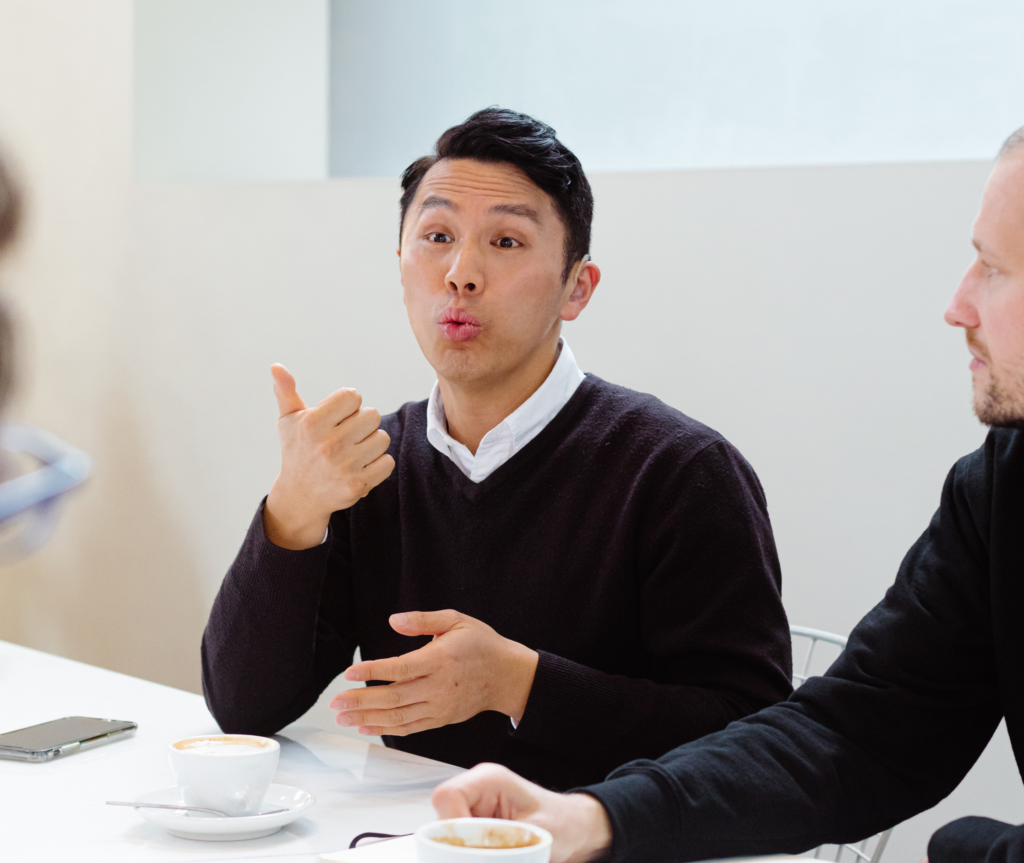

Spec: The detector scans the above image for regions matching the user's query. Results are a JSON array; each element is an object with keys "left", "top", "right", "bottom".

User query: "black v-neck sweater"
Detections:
[{"left": 202, "top": 375, "right": 792, "bottom": 790}]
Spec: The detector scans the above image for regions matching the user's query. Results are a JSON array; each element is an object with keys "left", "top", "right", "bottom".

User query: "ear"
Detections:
[{"left": 560, "top": 260, "right": 600, "bottom": 322}]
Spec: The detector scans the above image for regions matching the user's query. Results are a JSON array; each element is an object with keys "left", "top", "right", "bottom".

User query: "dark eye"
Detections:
[
  {"left": 429, "top": 232, "right": 453, "bottom": 243},
  {"left": 496, "top": 237, "right": 520, "bottom": 249}
]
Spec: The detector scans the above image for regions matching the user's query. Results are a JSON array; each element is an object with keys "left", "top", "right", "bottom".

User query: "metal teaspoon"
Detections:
[{"left": 106, "top": 800, "right": 288, "bottom": 817}]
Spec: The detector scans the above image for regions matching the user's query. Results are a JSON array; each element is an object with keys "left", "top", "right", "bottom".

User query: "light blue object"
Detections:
[
  {"left": 328, "top": 0, "right": 1024, "bottom": 177},
  {"left": 0, "top": 425, "right": 91, "bottom": 558}
]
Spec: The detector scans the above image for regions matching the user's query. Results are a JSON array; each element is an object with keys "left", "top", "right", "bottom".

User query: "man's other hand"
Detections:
[
  {"left": 264, "top": 364, "right": 395, "bottom": 550},
  {"left": 330, "top": 610, "right": 539, "bottom": 734},
  {"left": 432, "top": 764, "right": 612, "bottom": 863}
]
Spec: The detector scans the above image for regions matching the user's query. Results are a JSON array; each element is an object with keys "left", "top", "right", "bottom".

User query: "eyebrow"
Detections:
[
  {"left": 490, "top": 203, "right": 543, "bottom": 226},
  {"left": 419, "top": 194, "right": 456, "bottom": 213},
  {"left": 417, "top": 195, "right": 543, "bottom": 227}
]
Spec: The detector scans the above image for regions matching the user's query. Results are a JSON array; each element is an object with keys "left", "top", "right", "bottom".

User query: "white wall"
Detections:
[
  {"left": 1, "top": 1, "right": 1022, "bottom": 859},
  {"left": 134, "top": 0, "right": 329, "bottom": 181}
]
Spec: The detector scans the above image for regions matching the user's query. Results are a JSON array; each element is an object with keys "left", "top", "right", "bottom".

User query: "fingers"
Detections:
[
  {"left": 350, "top": 426, "right": 392, "bottom": 469},
  {"left": 433, "top": 782, "right": 473, "bottom": 818},
  {"left": 313, "top": 404, "right": 387, "bottom": 458},
  {"left": 271, "top": 364, "right": 306, "bottom": 417},
  {"left": 344, "top": 641, "right": 438, "bottom": 682},
  {"left": 330, "top": 681, "right": 438, "bottom": 736},
  {"left": 312, "top": 387, "right": 363, "bottom": 428},
  {"left": 331, "top": 673, "right": 435, "bottom": 712},
  {"left": 432, "top": 764, "right": 538, "bottom": 820},
  {"left": 361, "top": 452, "right": 395, "bottom": 490},
  {"left": 389, "top": 609, "right": 465, "bottom": 637},
  {"left": 341, "top": 610, "right": 463, "bottom": 681},
  {"left": 334, "top": 698, "right": 433, "bottom": 734},
  {"left": 356, "top": 716, "right": 438, "bottom": 737}
]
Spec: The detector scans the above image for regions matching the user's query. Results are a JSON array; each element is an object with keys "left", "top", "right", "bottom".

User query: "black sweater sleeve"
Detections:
[
  {"left": 512, "top": 440, "right": 793, "bottom": 777},
  {"left": 580, "top": 445, "right": 1003, "bottom": 863},
  {"left": 929, "top": 818, "right": 1024, "bottom": 863},
  {"left": 200, "top": 501, "right": 358, "bottom": 735}
]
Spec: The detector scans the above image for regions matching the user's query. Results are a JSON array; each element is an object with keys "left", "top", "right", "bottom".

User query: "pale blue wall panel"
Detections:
[{"left": 329, "top": 0, "right": 1024, "bottom": 176}]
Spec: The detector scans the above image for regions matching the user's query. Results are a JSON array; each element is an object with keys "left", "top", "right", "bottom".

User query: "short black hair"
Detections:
[{"left": 399, "top": 108, "right": 593, "bottom": 283}]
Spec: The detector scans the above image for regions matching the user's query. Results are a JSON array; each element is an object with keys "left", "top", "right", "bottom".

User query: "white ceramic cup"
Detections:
[
  {"left": 415, "top": 818, "right": 553, "bottom": 863},
  {"left": 168, "top": 734, "right": 279, "bottom": 817}
]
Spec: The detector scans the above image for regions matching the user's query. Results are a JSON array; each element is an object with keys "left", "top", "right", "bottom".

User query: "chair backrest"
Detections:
[
  {"left": 791, "top": 625, "right": 847, "bottom": 687},
  {"left": 790, "top": 626, "right": 892, "bottom": 863}
]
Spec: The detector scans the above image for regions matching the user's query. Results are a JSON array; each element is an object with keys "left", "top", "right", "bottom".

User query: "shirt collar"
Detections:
[{"left": 426, "top": 339, "right": 585, "bottom": 476}]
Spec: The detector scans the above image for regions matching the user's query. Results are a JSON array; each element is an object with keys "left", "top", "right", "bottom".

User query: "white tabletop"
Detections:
[{"left": 0, "top": 639, "right": 462, "bottom": 861}]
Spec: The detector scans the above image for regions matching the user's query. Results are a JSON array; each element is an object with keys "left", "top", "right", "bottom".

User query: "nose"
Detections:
[
  {"left": 445, "top": 244, "right": 484, "bottom": 295},
  {"left": 944, "top": 260, "right": 981, "bottom": 330}
]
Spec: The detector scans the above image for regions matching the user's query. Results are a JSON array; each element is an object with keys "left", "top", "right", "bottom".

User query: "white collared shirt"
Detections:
[{"left": 425, "top": 339, "right": 585, "bottom": 483}]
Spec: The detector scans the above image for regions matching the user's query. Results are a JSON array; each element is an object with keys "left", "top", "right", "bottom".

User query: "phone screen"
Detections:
[{"left": 0, "top": 717, "right": 136, "bottom": 752}]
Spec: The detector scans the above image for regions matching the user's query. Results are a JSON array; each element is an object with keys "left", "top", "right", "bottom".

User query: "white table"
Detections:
[{"left": 0, "top": 640, "right": 462, "bottom": 861}]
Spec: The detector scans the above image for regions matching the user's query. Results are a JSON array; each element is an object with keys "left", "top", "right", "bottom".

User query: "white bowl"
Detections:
[{"left": 415, "top": 818, "right": 552, "bottom": 863}]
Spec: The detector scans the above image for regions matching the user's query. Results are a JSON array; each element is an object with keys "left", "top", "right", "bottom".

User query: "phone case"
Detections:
[{"left": 0, "top": 723, "right": 137, "bottom": 762}]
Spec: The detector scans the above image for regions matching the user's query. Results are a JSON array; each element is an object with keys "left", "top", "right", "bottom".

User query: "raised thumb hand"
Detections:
[{"left": 271, "top": 363, "right": 306, "bottom": 417}]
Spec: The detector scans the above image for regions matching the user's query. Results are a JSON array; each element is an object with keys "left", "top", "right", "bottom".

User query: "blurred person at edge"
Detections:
[
  {"left": 200, "top": 108, "right": 793, "bottom": 791},
  {"left": 0, "top": 153, "right": 87, "bottom": 539},
  {"left": 429, "top": 125, "right": 1024, "bottom": 863},
  {"left": 0, "top": 152, "right": 18, "bottom": 412}
]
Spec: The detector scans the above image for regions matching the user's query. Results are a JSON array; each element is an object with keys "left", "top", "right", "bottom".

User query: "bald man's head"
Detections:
[{"left": 998, "top": 126, "right": 1024, "bottom": 162}]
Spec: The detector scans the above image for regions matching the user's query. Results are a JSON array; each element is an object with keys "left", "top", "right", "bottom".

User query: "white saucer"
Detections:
[{"left": 132, "top": 783, "right": 315, "bottom": 841}]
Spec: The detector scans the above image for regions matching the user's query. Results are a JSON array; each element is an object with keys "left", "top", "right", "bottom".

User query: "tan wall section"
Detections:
[{"left": 0, "top": 2, "right": 210, "bottom": 690}]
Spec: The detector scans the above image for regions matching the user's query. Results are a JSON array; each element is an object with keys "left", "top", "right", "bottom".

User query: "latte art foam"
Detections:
[{"left": 173, "top": 736, "right": 271, "bottom": 756}]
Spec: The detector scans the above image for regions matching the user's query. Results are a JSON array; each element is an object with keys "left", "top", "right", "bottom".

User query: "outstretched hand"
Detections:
[
  {"left": 432, "top": 763, "right": 612, "bottom": 863},
  {"left": 263, "top": 364, "right": 394, "bottom": 549},
  {"left": 329, "top": 610, "right": 538, "bottom": 736}
]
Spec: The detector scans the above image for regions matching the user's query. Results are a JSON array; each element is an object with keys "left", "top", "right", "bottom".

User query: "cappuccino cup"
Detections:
[
  {"left": 415, "top": 818, "right": 552, "bottom": 862},
  {"left": 169, "top": 735, "right": 279, "bottom": 817}
]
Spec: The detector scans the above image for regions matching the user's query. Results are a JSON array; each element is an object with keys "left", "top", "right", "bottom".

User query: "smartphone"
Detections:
[{"left": 0, "top": 716, "right": 137, "bottom": 762}]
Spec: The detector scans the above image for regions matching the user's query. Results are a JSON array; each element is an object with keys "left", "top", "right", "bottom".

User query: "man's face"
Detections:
[
  {"left": 945, "top": 152, "right": 1024, "bottom": 428},
  {"left": 399, "top": 158, "right": 590, "bottom": 392}
]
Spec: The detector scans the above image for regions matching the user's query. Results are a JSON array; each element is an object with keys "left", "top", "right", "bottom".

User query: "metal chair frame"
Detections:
[{"left": 790, "top": 626, "right": 892, "bottom": 863}]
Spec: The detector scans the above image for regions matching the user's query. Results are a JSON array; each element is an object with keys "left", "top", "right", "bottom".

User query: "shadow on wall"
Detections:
[{"left": 0, "top": 383, "right": 207, "bottom": 694}]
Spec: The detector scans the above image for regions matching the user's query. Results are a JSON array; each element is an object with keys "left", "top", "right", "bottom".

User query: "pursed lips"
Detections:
[{"left": 437, "top": 308, "right": 482, "bottom": 342}]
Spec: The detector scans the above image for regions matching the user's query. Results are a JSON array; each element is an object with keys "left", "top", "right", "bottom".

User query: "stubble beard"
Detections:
[{"left": 975, "top": 367, "right": 1024, "bottom": 430}]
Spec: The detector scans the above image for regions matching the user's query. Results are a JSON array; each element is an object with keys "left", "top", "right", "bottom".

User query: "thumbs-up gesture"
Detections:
[{"left": 263, "top": 364, "right": 395, "bottom": 549}]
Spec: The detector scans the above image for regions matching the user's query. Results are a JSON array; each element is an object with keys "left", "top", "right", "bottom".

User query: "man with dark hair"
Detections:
[
  {"left": 202, "top": 108, "right": 792, "bottom": 790},
  {"left": 0, "top": 150, "right": 21, "bottom": 409},
  {"left": 430, "top": 125, "right": 1024, "bottom": 861}
]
